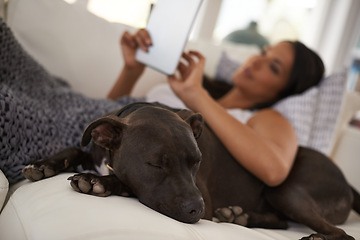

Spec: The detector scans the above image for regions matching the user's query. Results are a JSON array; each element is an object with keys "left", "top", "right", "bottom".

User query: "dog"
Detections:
[{"left": 23, "top": 102, "right": 360, "bottom": 240}]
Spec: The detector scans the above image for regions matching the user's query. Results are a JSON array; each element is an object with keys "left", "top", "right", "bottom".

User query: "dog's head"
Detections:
[{"left": 82, "top": 103, "right": 205, "bottom": 223}]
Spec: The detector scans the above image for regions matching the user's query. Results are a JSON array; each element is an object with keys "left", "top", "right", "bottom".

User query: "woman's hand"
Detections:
[
  {"left": 108, "top": 29, "right": 152, "bottom": 100},
  {"left": 120, "top": 29, "right": 152, "bottom": 70},
  {"left": 168, "top": 51, "right": 207, "bottom": 111}
]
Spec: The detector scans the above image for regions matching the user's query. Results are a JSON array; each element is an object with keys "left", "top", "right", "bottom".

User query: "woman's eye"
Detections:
[
  {"left": 260, "top": 49, "right": 266, "bottom": 56},
  {"left": 270, "top": 64, "right": 279, "bottom": 74}
]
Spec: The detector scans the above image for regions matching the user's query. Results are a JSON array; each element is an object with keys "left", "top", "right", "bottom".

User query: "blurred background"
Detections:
[{"left": 63, "top": 0, "right": 360, "bottom": 76}]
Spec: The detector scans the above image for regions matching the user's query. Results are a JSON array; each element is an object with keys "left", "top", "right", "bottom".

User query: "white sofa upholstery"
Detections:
[
  {"left": 1, "top": 0, "right": 360, "bottom": 239},
  {"left": 1, "top": 173, "right": 360, "bottom": 240},
  {"left": 0, "top": 170, "right": 9, "bottom": 211}
]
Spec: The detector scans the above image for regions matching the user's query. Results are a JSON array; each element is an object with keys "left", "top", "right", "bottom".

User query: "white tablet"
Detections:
[{"left": 135, "top": 0, "right": 203, "bottom": 75}]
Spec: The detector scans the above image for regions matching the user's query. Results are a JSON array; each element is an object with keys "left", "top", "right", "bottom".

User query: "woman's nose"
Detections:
[{"left": 252, "top": 56, "right": 264, "bottom": 70}]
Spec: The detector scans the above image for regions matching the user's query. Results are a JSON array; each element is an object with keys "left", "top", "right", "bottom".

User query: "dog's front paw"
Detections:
[
  {"left": 300, "top": 234, "right": 328, "bottom": 240},
  {"left": 300, "top": 234, "right": 325, "bottom": 240},
  {"left": 301, "top": 233, "right": 354, "bottom": 240},
  {"left": 22, "top": 165, "right": 45, "bottom": 181},
  {"left": 214, "top": 206, "right": 249, "bottom": 226},
  {"left": 22, "top": 162, "right": 62, "bottom": 181},
  {"left": 22, "top": 155, "right": 72, "bottom": 181},
  {"left": 68, "top": 173, "right": 112, "bottom": 197}
]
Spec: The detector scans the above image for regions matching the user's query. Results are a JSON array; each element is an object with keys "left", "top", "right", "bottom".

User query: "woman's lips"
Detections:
[{"left": 242, "top": 67, "right": 253, "bottom": 79}]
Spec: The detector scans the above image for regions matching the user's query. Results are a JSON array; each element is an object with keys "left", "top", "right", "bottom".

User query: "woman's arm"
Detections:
[
  {"left": 168, "top": 51, "right": 298, "bottom": 187},
  {"left": 107, "top": 66, "right": 144, "bottom": 100},
  {"left": 198, "top": 97, "right": 297, "bottom": 187},
  {"left": 107, "top": 30, "right": 152, "bottom": 100}
]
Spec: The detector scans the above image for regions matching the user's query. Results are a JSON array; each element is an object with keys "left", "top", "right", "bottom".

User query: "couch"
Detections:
[{"left": 1, "top": 0, "right": 360, "bottom": 239}]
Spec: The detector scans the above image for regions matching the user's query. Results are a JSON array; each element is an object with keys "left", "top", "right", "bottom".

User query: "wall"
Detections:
[
  {"left": 193, "top": 0, "right": 360, "bottom": 74},
  {"left": 306, "top": 0, "right": 360, "bottom": 74}
]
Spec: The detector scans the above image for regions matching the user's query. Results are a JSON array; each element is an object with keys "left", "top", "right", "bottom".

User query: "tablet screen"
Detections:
[{"left": 135, "top": 0, "right": 203, "bottom": 75}]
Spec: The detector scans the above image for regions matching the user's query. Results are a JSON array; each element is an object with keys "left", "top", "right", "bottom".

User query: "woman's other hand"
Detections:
[
  {"left": 168, "top": 51, "right": 207, "bottom": 111},
  {"left": 120, "top": 29, "right": 152, "bottom": 70}
]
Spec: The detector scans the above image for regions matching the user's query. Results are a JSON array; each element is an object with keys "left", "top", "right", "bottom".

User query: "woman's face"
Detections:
[{"left": 232, "top": 41, "right": 295, "bottom": 105}]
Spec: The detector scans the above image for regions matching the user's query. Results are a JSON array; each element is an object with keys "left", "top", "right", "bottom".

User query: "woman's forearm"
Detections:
[{"left": 107, "top": 66, "right": 144, "bottom": 100}]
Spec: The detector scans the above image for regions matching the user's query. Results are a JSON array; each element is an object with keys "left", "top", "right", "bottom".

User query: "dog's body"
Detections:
[{"left": 23, "top": 102, "right": 360, "bottom": 240}]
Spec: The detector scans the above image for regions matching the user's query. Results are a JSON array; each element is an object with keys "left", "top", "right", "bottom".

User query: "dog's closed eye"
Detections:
[
  {"left": 147, "top": 162, "right": 163, "bottom": 169},
  {"left": 146, "top": 154, "right": 169, "bottom": 170}
]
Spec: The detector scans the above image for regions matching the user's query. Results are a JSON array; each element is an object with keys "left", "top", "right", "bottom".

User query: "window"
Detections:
[
  {"left": 214, "top": 0, "right": 319, "bottom": 44},
  {"left": 64, "top": 0, "right": 157, "bottom": 28}
]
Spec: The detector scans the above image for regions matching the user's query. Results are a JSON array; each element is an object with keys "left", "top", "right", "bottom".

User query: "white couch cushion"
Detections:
[
  {"left": 0, "top": 170, "right": 9, "bottom": 212},
  {"left": 1, "top": 173, "right": 359, "bottom": 240}
]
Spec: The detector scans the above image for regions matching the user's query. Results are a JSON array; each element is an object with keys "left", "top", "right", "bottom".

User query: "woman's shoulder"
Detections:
[
  {"left": 247, "top": 108, "right": 297, "bottom": 149},
  {"left": 247, "top": 108, "right": 292, "bottom": 129}
]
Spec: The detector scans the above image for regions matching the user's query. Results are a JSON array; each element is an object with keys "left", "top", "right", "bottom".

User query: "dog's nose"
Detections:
[{"left": 181, "top": 197, "right": 205, "bottom": 223}]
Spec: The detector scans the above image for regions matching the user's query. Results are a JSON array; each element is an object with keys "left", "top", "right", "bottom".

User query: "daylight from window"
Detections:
[
  {"left": 63, "top": 0, "right": 318, "bottom": 44},
  {"left": 214, "top": 0, "right": 318, "bottom": 44}
]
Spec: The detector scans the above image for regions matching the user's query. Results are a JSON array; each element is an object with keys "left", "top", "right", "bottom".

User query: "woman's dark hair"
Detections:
[
  {"left": 202, "top": 76, "right": 233, "bottom": 100},
  {"left": 204, "top": 41, "right": 325, "bottom": 109},
  {"left": 254, "top": 41, "right": 325, "bottom": 109}
]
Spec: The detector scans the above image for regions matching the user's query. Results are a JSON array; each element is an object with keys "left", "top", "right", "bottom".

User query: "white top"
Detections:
[{"left": 146, "top": 84, "right": 255, "bottom": 124}]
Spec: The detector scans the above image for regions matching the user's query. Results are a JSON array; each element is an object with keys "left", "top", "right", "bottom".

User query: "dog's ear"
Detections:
[
  {"left": 81, "top": 116, "right": 128, "bottom": 150},
  {"left": 185, "top": 113, "right": 204, "bottom": 139}
]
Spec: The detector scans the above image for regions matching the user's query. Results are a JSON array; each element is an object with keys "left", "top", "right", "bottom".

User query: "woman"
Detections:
[
  {"left": 0, "top": 21, "right": 323, "bottom": 184},
  {"left": 108, "top": 29, "right": 325, "bottom": 187}
]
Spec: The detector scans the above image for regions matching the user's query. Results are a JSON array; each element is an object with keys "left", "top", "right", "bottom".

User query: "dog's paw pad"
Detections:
[
  {"left": 214, "top": 206, "right": 248, "bottom": 226},
  {"left": 91, "top": 178, "right": 111, "bottom": 196},
  {"left": 77, "top": 177, "right": 92, "bottom": 193},
  {"left": 301, "top": 233, "right": 354, "bottom": 240},
  {"left": 234, "top": 212, "right": 249, "bottom": 226},
  {"left": 22, "top": 161, "right": 61, "bottom": 181},
  {"left": 301, "top": 234, "right": 327, "bottom": 240},
  {"left": 68, "top": 173, "right": 111, "bottom": 197},
  {"left": 22, "top": 165, "right": 44, "bottom": 181},
  {"left": 215, "top": 207, "right": 235, "bottom": 222}
]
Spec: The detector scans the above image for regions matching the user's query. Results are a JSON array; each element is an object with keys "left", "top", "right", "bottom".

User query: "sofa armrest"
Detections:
[{"left": 0, "top": 169, "right": 9, "bottom": 212}]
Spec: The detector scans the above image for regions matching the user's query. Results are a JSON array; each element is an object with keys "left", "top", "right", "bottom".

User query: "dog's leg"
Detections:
[
  {"left": 265, "top": 187, "right": 355, "bottom": 240},
  {"left": 23, "top": 147, "right": 90, "bottom": 181},
  {"left": 68, "top": 173, "right": 132, "bottom": 197},
  {"left": 214, "top": 206, "right": 288, "bottom": 229}
]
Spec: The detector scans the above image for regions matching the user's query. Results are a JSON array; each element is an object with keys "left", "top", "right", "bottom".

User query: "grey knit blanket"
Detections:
[{"left": 0, "top": 19, "right": 143, "bottom": 183}]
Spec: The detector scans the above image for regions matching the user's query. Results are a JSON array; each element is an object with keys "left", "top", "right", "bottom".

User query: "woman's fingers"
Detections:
[
  {"left": 173, "top": 51, "right": 206, "bottom": 79},
  {"left": 177, "top": 61, "right": 189, "bottom": 79},
  {"left": 189, "top": 50, "right": 204, "bottom": 58},
  {"left": 121, "top": 29, "right": 152, "bottom": 53},
  {"left": 181, "top": 51, "right": 205, "bottom": 67},
  {"left": 181, "top": 52, "right": 195, "bottom": 66},
  {"left": 138, "top": 29, "right": 152, "bottom": 45},
  {"left": 189, "top": 51, "right": 205, "bottom": 66},
  {"left": 121, "top": 31, "right": 136, "bottom": 48},
  {"left": 134, "top": 29, "right": 152, "bottom": 52},
  {"left": 170, "top": 50, "right": 206, "bottom": 85}
]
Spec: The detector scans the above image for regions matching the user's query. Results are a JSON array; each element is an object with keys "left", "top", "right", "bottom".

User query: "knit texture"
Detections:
[{"left": 0, "top": 19, "right": 143, "bottom": 183}]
